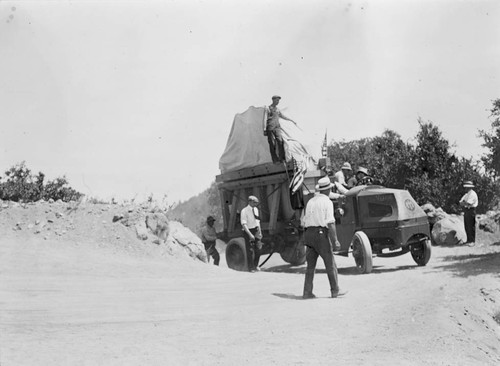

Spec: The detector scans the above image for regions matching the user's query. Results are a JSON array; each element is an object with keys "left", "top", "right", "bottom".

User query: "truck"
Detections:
[{"left": 216, "top": 161, "right": 432, "bottom": 274}]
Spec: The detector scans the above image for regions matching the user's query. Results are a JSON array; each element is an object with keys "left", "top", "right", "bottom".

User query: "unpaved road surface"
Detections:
[{"left": 1, "top": 231, "right": 500, "bottom": 365}]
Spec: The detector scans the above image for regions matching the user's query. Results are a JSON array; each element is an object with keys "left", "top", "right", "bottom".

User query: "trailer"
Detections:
[{"left": 216, "top": 161, "right": 320, "bottom": 271}]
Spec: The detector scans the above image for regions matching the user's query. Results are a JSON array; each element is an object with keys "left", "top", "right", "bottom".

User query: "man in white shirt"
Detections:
[
  {"left": 459, "top": 181, "right": 479, "bottom": 246},
  {"left": 302, "top": 176, "right": 347, "bottom": 299},
  {"left": 240, "top": 195, "right": 263, "bottom": 272},
  {"left": 333, "top": 162, "right": 352, "bottom": 189}
]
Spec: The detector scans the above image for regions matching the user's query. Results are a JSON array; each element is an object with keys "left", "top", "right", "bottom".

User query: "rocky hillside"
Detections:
[{"left": 0, "top": 199, "right": 207, "bottom": 263}]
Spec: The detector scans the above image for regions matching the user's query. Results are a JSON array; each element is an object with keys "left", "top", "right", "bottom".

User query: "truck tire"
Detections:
[
  {"left": 280, "top": 243, "right": 306, "bottom": 266},
  {"left": 225, "top": 238, "right": 249, "bottom": 272},
  {"left": 411, "top": 238, "right": 432, "bottom": 266},
  {"left": 351, "top": 231, "right": 373, "bottom": 274}
]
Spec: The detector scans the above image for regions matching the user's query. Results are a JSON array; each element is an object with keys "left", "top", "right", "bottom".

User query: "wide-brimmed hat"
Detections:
[
  {"left": 341, "top": 162, "right": 352, "bottom": 171},
  {"left": 272, "top": 95, "right": 281, "bottom": 100},
  {"left": 463, "top": 181, "right": 475, "bottom": 188},
  {"left": 206, "top": 216, "right": 215, "bottom": 222},
  {"left": 315, "top": 176, "right": 334, "bottom": 191},
  {"left": 248, "top": 195, "right": 260, "bottom": 203},
  {"left": 356, "top": 166, "right": 368, "bottom": 175}
]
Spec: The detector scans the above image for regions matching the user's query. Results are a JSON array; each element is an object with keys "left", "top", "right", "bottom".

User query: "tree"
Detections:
[
  {"left": 0, "top": 162, "right": 82, "bottom": 202},
  {"left": 479, "top": 99, "right": 500, "bottom": 179}
]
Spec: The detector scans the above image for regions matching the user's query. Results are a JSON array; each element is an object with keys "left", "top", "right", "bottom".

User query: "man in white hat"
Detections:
[
  {"left": 459, "top": 181, "right": 478, "bottom": 246},
  {"left": 333, "top": 162, "right": 352, "bottom": 189},
  {"left": 240, "top": 195, "right": 263, "bottom": 271},
  {"left": 264, "top": 95, "right": 297, "bottom": 163},
  {"left": 301, "top": 176, "right": 347, "bottom": 299}
]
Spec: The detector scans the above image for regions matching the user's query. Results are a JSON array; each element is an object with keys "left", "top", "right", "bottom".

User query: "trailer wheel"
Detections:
[
  {"left": 411, "top": 238, "right": 432, "bottom": 266},
  {"left": 280, "top": 243, "right": 306, "bottom": 266},
  {"left": 225, "top": 238, "right": 248, "bottom": 272},
  {"left": 351, "top": 231, "right": 373, "bottom": 274}
]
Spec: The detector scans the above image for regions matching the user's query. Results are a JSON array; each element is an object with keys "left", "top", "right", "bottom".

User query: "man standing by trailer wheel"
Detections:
[
  {"left": 240, "top": 195, "right": 263, "bottom": 272},
  {"left": 302, "top": 176, "right": 347, "bottom": 299}
]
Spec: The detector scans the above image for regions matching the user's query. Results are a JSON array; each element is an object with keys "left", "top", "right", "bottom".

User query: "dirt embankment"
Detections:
[{"left": 1, "top": 201, "right": 500, "bottom": 365}]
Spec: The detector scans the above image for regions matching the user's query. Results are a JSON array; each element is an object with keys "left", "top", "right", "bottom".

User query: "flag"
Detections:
[
  {"left": 321, "top": 130, "right": 328, "bottom": 157},
  {"left": 290, "top": 157, "right": 307, "bottom": 194}
]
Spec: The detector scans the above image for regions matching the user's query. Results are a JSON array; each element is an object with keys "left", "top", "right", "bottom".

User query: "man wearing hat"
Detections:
[
  {"left": 459, "top": 181, "right": 478, "bottom": 245},
  {"left": 347, "top": 166, "right": 371, "bottom": 188},
  {"left": 240, "top": 195, "right": 263, "bottom": 271},
  {"left": 302, "top": 176, "right": 347, "bottom": 299},
  {"left": 265, "top": 95, "right": 297, "bottom": 163},
  {"left": 333, "top": 162, "right": 352, "bottom": 189},
  {"left": 200, "top": 216, "right": 220, "bottom": 265}
]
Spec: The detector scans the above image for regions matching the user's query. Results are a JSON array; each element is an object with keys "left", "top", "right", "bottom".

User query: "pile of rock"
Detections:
[
  {"left": 421, "top": 203, "right": 466, "bottom": 246},
  {"left": 477, "top": 210, "right": 500, "bottom": 233},
  {"left": 113, "top": 206, "right": 207, "bottom": 263}
]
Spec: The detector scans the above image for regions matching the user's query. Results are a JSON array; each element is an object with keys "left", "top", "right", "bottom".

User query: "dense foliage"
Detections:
[
  {"left": 328, "top": 118, "right": 499, "bottom": 214},
  {"left": 0, "top": 162, "right": 82, "bottom": 202},
  {"left": 479, "top": 98, "right": 500, "bottom": 179}
]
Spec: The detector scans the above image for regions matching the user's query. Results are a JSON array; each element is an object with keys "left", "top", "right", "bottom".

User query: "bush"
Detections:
[
  {"left": 327, "top": 121, "right": 498, "bottom": 214},
  {"left": 0, "top": 162, "right": 82, "bottom": 202}
]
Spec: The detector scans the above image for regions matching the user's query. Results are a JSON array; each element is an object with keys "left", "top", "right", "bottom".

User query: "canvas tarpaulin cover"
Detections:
[{"left": 219, "top": 106, "right": 316, "bottom": 173}]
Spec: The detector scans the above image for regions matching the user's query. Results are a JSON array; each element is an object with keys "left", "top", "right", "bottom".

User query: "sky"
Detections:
[{"left": 1, "top": 0, "right": 499, "bottom": 203}]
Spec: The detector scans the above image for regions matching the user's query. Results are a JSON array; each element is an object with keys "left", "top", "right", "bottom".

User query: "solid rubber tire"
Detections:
[{"left": 351, "top": 231, "right": 373, "bottom": 274}]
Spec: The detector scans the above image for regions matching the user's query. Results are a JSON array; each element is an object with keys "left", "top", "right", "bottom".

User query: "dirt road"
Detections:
[{"left": 1, "top": 232, "right": 499, "bottom": 365}]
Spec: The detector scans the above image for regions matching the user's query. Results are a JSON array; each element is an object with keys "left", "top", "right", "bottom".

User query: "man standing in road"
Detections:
[
  {"left": 459, "top": 181, "right": 478, "bottom": 246},
  {"left": 302, "top": 176, "right": 347, "bottom": 299},
  {"left": 240, "top": 195, "right": 263, "bottom": 272},
  {"left": 200, "top": 216, "right": 220, "bottom": 265},
  {"left": 265, "top": 95, "right": 297, "bottom": 163}
]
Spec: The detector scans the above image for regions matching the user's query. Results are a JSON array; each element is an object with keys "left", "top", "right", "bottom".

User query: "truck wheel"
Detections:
[
  {"left": 280, "top": 243, "right": 306, "bottom": 266},
  {"left": 411, "top": 238, "right": 432, "bottom": 266},
  {"left": 225, "top": 238, "right": 249, "bottom": 272},
  {"left": 351, "top": 231, "right": 373, "bottom": 274}
]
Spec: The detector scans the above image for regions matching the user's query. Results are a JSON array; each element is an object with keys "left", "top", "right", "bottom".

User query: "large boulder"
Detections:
[
  {"left": 114, "top": 207, "right": 206, "bottom": 262},
  {"left": 165, "top": 221, "right": 207, "bottom": 263},
  {"left": 431, "top": 215, "right": 467, "bottom": 246},
  {"left": 477, "top": 210, "right": 500, "bottom": 233},
  {"left": 421, "top": 203, "right": 448, "bottom": 226},
  {"left": 146, "top": 211, "right": 170, "bottom": 242}
]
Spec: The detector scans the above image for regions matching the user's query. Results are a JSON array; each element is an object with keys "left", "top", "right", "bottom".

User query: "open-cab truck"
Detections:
[{"left": 216, "top": 161, "right": 432, "bottom": 273}]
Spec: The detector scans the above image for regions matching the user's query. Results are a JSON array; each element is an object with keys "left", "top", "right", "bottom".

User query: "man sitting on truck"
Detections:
[
  {"left": 264, "top": 95, "right": 297, "bottom": 163},
  {"left": 240, "top": 195, "right": 263, "bottom": 272}
]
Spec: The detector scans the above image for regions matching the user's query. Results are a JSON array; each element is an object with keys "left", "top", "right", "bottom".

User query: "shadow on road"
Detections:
[
  {"left": 430, "top": 251, "right": 500, "bottom": 278},
  {"left": 271, "top": 293, "right": 304, "bottom": 300},
  {"left": 263, "top": 264, "right": 419, "bottom": 275}
]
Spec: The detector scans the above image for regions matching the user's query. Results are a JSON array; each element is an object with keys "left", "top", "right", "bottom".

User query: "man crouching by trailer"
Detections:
[
  {"left": 240, "top": 195, "right": 263, "bottom": 272},
  {"left": 302, "top": 176, "right": 347, "bottom": 299}
]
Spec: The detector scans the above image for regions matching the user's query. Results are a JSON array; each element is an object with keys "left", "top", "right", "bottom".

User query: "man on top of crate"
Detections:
[
  {"left": 264, "top": 95, "right": 297, "bottom": 163},
  {"left": 240, "top": 195, "right": 263, "bottom": 272}
]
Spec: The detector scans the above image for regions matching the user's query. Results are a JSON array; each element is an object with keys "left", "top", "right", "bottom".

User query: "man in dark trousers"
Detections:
[
  {"left": 200, "top": 216, "right": 220, "bottom": 265},
  {"left": 459, "top": 181, "right": 479, "bottom": 246},
  {"left": 240, "top": 195, "right": 263, "bottom": 272},
  {"left": 302, "top": 176, "right": 347, "bottom": 299},
  {"left": 264, "top": 95, "right": 296, "bottom": 163}
]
